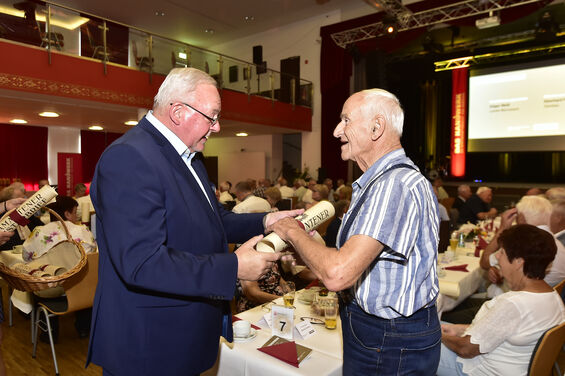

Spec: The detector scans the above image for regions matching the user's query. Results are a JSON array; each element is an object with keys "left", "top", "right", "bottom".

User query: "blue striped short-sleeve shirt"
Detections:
[{"left": 337, "top": 149, "right": 440, "bottom": 319}]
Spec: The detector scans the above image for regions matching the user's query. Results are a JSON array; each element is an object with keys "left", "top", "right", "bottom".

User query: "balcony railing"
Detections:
[{"left": 0, "top": 0, "right": 313, "bottom": 108}]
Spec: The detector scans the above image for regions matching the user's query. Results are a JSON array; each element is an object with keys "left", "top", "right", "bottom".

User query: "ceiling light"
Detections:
[
  {"left": 205, "top": 29, "right": 215, "bottom": 34},
  {"left": 10, "top": 119, "right": 27, "bottom": 124},
  {"left": 89, "top": 125, "right": 104, "bottom": 131},
  {"left": 154, "top": 11, "right": 165, "bottom": 16},
  {"left": 39, "top": 111, "right": 59, "bottom": 118},
  {"left": 124, "top": 120, "right": 138, "bottom": 126},
  {"left": 236, "top": 132, "right": 248, "bottom": 137},
  {"left": 244, "top": 16, "right": 254, "bottom": 21}
]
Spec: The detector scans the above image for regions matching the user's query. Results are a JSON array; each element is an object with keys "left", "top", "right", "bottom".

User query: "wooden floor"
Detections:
[{"left": 1, "top": 285, "right": 102, "bottom": 376}]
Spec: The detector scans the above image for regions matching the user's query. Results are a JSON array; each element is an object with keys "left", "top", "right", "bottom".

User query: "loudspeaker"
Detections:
[
  {"left": 280, "top": 56, "right": 300, "bottom": 103},
  {"left": 253, "top": 45, "right": 263, "bottom": 65}
]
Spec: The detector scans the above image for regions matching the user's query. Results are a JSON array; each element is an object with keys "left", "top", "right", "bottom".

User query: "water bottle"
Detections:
[{"left": 458, "top": 232, "right": 465, "bottom": 247}]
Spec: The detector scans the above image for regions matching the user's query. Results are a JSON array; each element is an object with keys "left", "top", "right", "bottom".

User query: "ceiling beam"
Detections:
[{"left": 331, "top": 0, "right": 547, "bottom": 48}]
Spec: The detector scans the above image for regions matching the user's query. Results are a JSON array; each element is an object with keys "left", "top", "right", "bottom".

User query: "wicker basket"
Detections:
[{"left": 0, "top": 207, "right": 87, "bottom": 292}]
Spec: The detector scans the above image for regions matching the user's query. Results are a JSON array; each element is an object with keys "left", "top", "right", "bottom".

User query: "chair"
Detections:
[
  {"left": 554, "top": 278, "right": 565, "bottom": 297},
  {"left": 32, "top": 252, "right": 99, "bottom": 376},
  {"left": 440, "top": 197, "right": 455, "bottom": 212},
  {"left": 528, "top": 321, "right": 565, "bottom": 376},
  {"left": 132, "top": 40, "right": 152, "bottom": 71}
]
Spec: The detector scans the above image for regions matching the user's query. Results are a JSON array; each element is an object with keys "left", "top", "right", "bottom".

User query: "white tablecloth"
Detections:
[
  {"left": 203, "top": 294, "right": 343, "bottom": 376},
  {"left": 437, "top": 250, "right": 485, "bottom": 315}
]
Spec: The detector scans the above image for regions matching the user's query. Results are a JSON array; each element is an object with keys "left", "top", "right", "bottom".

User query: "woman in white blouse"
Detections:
[{"left": 438, "top": 224, "right": 565, "bottom": 376}]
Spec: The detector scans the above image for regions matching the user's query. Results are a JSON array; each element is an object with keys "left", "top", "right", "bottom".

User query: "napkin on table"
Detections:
[
  {"left": 258, "top": 341, "right": 299, "bottom": 367},
  {"left": 444, "top": 264, "right": 469, "bottom": 272},
  {"left": 232, "top": 315, "right": 261, "bottom": 330}
]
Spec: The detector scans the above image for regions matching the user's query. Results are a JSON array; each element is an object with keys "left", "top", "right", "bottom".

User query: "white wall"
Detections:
[
  {"left": 204, "top": 134, "right": 282, "bottom": 182},
  {"left": 211, "top": 10, "right": 344, "bottom": 181},
  {"left": 47, "top": 127, "right": 81, "bottom": 185}
]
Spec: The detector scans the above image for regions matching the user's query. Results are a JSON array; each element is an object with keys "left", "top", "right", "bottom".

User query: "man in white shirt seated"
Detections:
[
  {"left": 232, "top": 181, "right": 271, "bottom": 213},
  {"left": 551, "top": 199, "right": 565, "bottom": 247},
  {"left": 277, "top": 178, "right": 294, "bottom": 199},
  {"left": 301, "top": 178, "right": 317, "bottom": 204},
  {"left": 218, "top": 181, "right": 234, "bottom": 204}
]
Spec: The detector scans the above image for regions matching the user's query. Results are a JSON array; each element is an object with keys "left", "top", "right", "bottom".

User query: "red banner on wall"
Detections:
[
  {"left": 450, "top": 67, "right": 468, "bottom": 177},
  {"left": 57, "top": 153, "right": 82, "bottom": 197}
]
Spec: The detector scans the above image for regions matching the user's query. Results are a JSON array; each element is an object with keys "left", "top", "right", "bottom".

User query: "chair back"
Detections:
[
  {"left": 554, "top": 278, "right": 565, "bottom": 297},
  {"left": 440, "top": 197, "right": 455, "bottom": 212},
  {"left": 528, "top": 321, "right": 565, "bottom": 376},
  {"left": 61, "top": 252, "right": 99, "bottom": 313}
]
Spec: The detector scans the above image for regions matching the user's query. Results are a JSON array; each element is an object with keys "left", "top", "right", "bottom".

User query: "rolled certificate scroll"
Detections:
[
  {"left": 256, "top": 200, "right": 335, "bottom": 253},
  {"left": 0, "top": 185, "right": 58, "bottom": 232}
]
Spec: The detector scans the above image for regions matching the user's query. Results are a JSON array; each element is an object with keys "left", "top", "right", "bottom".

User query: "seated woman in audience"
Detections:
[
  {"left": 23, "top": 196, "right": 97, "bottom": 341},
  {"left": 305, "top": 184, "right": 329, "bottom": 210},
  {"left": 264, "top": 187, "right": 282, "bottom": 212},
  {"left": 438, "top": 224, "right": 565, "bottom": 376},
  {"left": 235, "top": 264, "right": 289, "bottom": 312},
  {"left": 23, "top": 196, "right": 97, "bottom": 261}
]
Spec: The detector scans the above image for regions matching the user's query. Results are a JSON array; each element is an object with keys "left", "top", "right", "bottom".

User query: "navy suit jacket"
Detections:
[{"left": 86, "top": 117, "right": 266, "bottom": 375}]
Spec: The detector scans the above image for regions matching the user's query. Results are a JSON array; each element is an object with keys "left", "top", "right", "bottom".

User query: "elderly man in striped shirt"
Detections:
[{"left": 271, "top": 88, "right": 441, "bottom": 375}]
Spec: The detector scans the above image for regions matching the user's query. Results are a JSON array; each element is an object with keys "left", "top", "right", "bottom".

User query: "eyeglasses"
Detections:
[{"left": 171, "top": 102, "right": 220, "bottom": 126}]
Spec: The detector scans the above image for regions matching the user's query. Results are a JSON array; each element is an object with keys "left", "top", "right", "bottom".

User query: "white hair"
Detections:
[
  {"left": 476, "top": 186, "right": 491, "bottom": 195},
  {"left": 546, "top": 187, "right": 565, "bottom": 202},
  {"left": 516, "top": 195, "right": 552, "bottom": 226},
  {"left": 359, "top": 89, "right": 404, "bottom": 137},
  {"left": 153, "top": 68, "right": 217, "bottom": 110}
]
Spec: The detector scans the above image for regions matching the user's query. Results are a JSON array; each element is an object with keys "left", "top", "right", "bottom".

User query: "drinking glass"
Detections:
[
  {"left": 324, "top": 299, "right": 338, "bottom": 329},
  {"left": 283, "top": 281, "right": 295, "bottom": 308}
]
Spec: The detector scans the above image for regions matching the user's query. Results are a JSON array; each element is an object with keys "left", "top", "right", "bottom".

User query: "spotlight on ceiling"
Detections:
[
  {"left": 236, "top": 132, "right": 248, "bottom": 137},
  {"left": 10, "top": 119, "right": 27, "bottom": 124},
  {"left": 89, "top": 125, "right": 104, "bottom": 131},
  {"left": 382, "top": 14, "right": 398, "bottom": 37},
  {"left": 124, "top": 120, "right": 138, "bottom": 126}
]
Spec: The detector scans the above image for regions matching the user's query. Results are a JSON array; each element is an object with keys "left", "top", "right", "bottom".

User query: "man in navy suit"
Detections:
[{"left": 87, "top": 68, "right": 300, "bottom": 375}]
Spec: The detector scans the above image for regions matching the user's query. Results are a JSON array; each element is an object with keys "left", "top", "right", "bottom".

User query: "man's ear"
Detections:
[
  {"left": 371, "top": 115, "right": 385, "bottom": 140},
  {"left": 169, "top": 103, "right": 182, "bottom": 126}
]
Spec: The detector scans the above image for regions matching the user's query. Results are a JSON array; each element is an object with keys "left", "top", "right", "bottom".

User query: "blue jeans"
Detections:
[
  {"left": 437, "top": 343, "right": 467, "bottom": 376},
  {"left": 340, "top": 301, "right": 441, "bottom": 375}
]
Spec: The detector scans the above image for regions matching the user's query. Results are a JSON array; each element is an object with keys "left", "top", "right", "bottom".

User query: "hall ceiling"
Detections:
[{"left": 1, "top": 0, "right": 380, "bottom": 136}]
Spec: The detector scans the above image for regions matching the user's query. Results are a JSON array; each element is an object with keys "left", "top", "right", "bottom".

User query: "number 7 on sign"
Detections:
[{"left": 271, "top": 304, "right": 294, "bottom": 340}]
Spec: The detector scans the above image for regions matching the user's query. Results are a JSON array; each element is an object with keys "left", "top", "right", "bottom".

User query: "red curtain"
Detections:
[
  {"left": 81, "top": 130, "right": 122, "bottom": 183},
  {"left": 0, "top": 124, "right": 48, "bottom": 187}
]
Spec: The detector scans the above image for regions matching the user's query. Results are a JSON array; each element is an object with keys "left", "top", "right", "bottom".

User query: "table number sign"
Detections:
[{"left": 271, "top": 304, "right": 294, "bottom": 340}]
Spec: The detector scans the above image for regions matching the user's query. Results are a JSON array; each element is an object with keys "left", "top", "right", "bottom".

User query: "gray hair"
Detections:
[
  {"left": 476, "top": 186, "right": 491, "bottom": 195},
  {"left": 359, "top": 89, "right": 404, "bottom": 137},
  {"left": 516, "top": 195, "right": 552, "bottom": 226},
  {"left": 457, "top": 185, "right": 471, "bottom": 195},
  {"left": 546, "top": 187, "right": 565, "bottom": 202},
  {"left": 153, "top": 68, "right": 217, "bottom": 110}
]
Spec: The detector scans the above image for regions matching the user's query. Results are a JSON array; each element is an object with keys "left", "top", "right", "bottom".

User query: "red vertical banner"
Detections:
[
  {"left": 450, "top": 67, "right": 468, "bottom": 178},
  {"left": 57, "top": 153, "right": 83, "bottom": 197}
]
